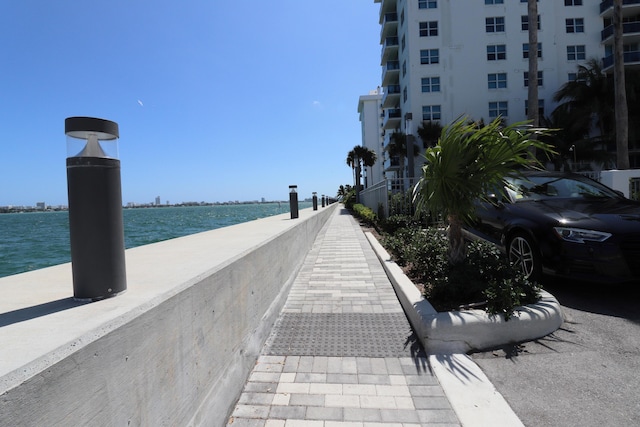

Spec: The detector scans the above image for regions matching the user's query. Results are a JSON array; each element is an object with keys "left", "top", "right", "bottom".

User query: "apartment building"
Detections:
[
  {"left": 358, "top": 88, "right": 385, "bottom": 188},
  {"left": 369, "top": 0, "right": 639, "bottom": 181}
]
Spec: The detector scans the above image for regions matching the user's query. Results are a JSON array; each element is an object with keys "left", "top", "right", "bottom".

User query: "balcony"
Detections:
[
  {"left": 376, "top": 0, "right": 397, "bottom": 16},
  {"left": 602, "top": 50, "right": 640, "bottom": 71},
  {"left": 380, "top": 12, "right": 398, "bottom": 41},
  {"left": 382, "top": 108, "right": 402, "bottom": 130},
  {"left": 382, "top": 85, "right": 401, "bottom": 108},
  {"left": 600, "top": 0, "right": 640, "bottom": 17},
  {"left": 382, "top": 60, "right": 400, "bottom": 86},
  {"left": 381, "top": 36, "right": 399, "bottom": 65},
  {"left": 384, "top": 156, "right": 402, "bottom": 172},
  {"left": 601, "top": 21, "right": 640, "bottom": 43}
]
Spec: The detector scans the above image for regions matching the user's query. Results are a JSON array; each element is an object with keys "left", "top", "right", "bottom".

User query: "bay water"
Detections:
[{"left": 0, "top": 202, "right": 311, "bottom": 278}]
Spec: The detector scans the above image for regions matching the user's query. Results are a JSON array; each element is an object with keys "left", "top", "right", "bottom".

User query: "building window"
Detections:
[
  {"left": 488, "top": 73, "right": 507, "bottom": 89},
  {"left": 489, "top": 101, "right": 508, "bottom": 118},
  {"left": 521, "top": 15, "right": 541, "bottom": 31},
  {"left": 402, "top": 60, "right": 407, "bottom": 77},
  {"left": 419, "top": 0, "right": 437, "bottom": 9},
  {"left": 400, "top": 9, "right": 405, "bottom": 26},
  {"left": 487, "top": 44, "right": 506, "bottom": 60},
  {"left": 567, "top": 45, "right": 586, "bottom": 60},
  {"left": 401, "top": 35, "right": 406, "bottom": 51},
  {"left": 524, "top": 71, "right": 543, "bottom": 87},
  {"left": 486, "top": 17, "right": 505, "bottom": 33},
  {"left": 523, "top": 43, "right": 542, "bottom": 59},
  {"left": 403, "top": 86, "right": 408, "bottom": 103},
  {"left": 525, "top": 99, "right": 545, "bottom": 117},
  {"left": 419, "top": 21, "right": 438, "bottom": 37},
  {"left": 568, "top": 72, "right": 577, "bottom": 81},
  {"left": 422, "top": 76, "right": 441, "bottom": 92},
  {"left": 420, "top": 49, "right": 440, "bottom": 64},
  {"left": 566, "top": 18, "right": 584, "bottom": 33},
  {"left": 565, "top": 0, "right": 582, "bottom": 5},
  {"left": 423, "top": 105, "right": 442, "bottom": 121},
  {"left": 485, "top": 0, "right": 503, "bottom": 4}
]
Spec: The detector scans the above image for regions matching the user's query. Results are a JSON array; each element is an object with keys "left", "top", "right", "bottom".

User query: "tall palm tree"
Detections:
[
  {"left": 417, "top": 121, "right": 442, "bottom": 149},
  {"left": 386, "top": 131, "right": 419, "bottom": 179},
  {"left": 527, "top": 0, "right": 539, "bottom": 127},
  {"left": 613, "top": 0, "right": 630, "bottom": 169},
  {"left": 553, "top": 58, "right": 613, "bottom": 138},
  {"left": 346, "top": 145, "right": 377, "bottom": 203},
  {"left": 414, "top": 117, "right": 554, "bottom": 266}
]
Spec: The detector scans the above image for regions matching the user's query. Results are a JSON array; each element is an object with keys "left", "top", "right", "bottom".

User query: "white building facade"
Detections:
[
  {"left": 370, "top": 0, "right": 632, "bottom": 180},
  {"left": 358, "top": 88, "right": 385, "bottom": 188}
]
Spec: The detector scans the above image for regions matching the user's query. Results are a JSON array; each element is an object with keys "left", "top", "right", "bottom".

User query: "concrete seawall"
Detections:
[{"left": 0, "top": 204, "right": 337, "bottom": 426}]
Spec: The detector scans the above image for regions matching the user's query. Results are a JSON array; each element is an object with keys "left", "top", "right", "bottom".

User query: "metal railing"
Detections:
[{"left": 359, "top": 178, "right": 416, "bottom": 218}]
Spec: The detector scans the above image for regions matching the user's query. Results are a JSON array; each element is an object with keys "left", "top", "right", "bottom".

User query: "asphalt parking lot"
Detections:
[{"left": 471, "top": 278, "right": 640, "bottom": 427}]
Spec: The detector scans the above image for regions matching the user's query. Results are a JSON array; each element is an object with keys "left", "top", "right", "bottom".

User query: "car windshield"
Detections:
[{"left": 504, "top": 175, "right": 619, "bottom": 202}]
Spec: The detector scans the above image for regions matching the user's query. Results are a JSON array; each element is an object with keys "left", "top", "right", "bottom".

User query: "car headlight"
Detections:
[{"left": 553, "top": 227, "right": 612, "bottom": 243}]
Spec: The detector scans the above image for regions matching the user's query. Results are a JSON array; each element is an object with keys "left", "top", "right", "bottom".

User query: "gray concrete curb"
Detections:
[{"left": 365, "top": 231, "right": 565, "bottom": 427}]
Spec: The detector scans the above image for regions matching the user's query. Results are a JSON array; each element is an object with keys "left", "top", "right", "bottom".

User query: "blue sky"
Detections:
[{"left": 0, "top": 1, "right": 381, "bottom": 206}]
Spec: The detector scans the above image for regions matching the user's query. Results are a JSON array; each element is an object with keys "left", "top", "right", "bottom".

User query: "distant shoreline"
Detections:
[{"left": 0, "top": 199, "right": 314, "bottom": 214}]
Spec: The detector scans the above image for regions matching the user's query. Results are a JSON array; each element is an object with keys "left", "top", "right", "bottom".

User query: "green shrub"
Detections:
[
  {"left": 352, "top": 204, "right": 377, "bottom": 226},
  {"left": 379, "top": 214, "right": 422, "bottom": 234},
  {"left": 382, "top": 225, "right": 540, "bottom": 320}
]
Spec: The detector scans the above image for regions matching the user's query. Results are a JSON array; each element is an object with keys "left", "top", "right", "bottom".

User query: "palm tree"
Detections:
[
  {"left": 414, "top": 117, "right": 554, "bottom": 266},
  {"left": 417, "top": 121, "right": 442, "bottom": 149},
  {"left": 386, "top": 131, "right": 420, "bottom": 179},
  {"left": 527, "top": 0, "right": 539, "bottom": 127},
  {"left": 613, "top": 0, "right": 630, "bottom": 169},
  {"left": 346, "top": 145, "right": 377, "bottom": 203},
  {"left": 553, "top": 58, "right": 614, "bottom": 138}
]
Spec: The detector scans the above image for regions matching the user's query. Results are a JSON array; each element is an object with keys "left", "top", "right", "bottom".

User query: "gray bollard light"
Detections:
[
  {"left": 312, "top": 192, "right": 318, "bottom": 211},
  {"left": 66, "top": 116, "right": 127, "bottom": 301},
  {"left": 289, "top": 185, "right": 299, "bottom": 219}
]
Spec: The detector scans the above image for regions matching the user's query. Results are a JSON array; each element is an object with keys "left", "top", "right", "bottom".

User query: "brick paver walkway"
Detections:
[{"left": 227, "top": 207, "right": 460, "bottom": 426}]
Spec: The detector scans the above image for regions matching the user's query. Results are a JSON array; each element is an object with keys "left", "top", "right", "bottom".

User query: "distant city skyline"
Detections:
[{"left": 0, "top": 1, "right": 381, "bottom": 206}]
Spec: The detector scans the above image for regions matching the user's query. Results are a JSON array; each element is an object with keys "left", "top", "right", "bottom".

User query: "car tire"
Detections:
[{"left": 507, "top": 232, "right": 541, "bottom": 281}]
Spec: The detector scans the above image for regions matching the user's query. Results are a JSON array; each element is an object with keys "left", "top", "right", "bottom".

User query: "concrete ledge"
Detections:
[
  {"left": 365, "top": 231, "right": 564, "bottom": 354},
  {"left": 366, "top": 231, "right": 563, "bottom": 427},
  {"left": 0, "top": 204, "right": 337, "bottom": 427}
]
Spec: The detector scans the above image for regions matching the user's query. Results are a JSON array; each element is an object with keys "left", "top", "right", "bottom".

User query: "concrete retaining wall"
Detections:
[{"left": 0, "top": 205, "right": 337, "bottom": 427}]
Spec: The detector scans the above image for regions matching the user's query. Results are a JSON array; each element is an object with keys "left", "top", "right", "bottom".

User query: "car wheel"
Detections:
[{"left": 507, "top": 233, "right": 541, "bottom": 280}]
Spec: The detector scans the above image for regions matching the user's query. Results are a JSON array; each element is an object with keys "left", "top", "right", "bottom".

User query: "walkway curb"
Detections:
[{"left": 365, "top": 231, "right": 564, "bottom": 427}]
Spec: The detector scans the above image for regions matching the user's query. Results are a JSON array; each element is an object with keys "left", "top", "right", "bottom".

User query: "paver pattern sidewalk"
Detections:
[{"left": 228, "top": 208, "right": 460, "bottom": 426}]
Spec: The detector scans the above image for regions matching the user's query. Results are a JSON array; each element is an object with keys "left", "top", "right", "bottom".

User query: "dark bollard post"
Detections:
[
  {"left": 321, "top": 195, "right": 326, "bottom": 208},
  {"left": 312, "top": 192, "right": 318, "bottom": 211},
  {"left": 289, "top": 185, "right": 299, "bottom": 219},
  {"left": 66, "top": 117, "right": 127, "bottom": 301}
]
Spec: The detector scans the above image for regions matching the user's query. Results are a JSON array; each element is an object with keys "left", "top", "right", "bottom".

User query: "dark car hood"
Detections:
[{"left": 515, "top": 198, "right": 640, "bottom": 233}]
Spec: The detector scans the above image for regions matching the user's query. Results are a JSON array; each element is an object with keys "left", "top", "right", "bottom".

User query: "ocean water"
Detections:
[{"left": 0, "top": 202, "right": 311, "bottom": 278}]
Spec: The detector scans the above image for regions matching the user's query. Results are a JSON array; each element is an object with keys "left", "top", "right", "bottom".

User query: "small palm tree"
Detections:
[{"left": 414, "top": 117, "right": 555, "bottom": 266}]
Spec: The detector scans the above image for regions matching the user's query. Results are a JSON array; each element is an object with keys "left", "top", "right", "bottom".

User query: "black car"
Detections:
[{"left": 464, "top": 171, "right": 640, "bottom": 284}]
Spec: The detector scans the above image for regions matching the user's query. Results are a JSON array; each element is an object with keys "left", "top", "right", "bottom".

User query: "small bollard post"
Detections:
[
  {"left": 65, "top": 116, "right": 127, "bottom": 301},
  {"left": 312, "top": 192, "right": 318, "bottom": 211},
  {"left": 321, "top": 195, "right": 326, "bottom": 208},
  {"left": 289, "top": 185, "right": 299, "bottom": 219}
]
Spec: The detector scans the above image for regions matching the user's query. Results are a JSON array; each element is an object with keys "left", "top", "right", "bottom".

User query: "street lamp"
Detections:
[
  {"left": 65, "top": 117, "right": 126, "bottom": 301},
  {"left": 289, "top": 185, "right": 299, "bottom": 219}
]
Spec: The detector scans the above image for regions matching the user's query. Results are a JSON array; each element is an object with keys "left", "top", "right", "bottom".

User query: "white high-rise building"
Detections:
[
  {"left": 358, "top": 88, "right": 385, "bottom": 188},
  {"left": 371, "top": 0, "right": 634, "bottom": 179}
]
